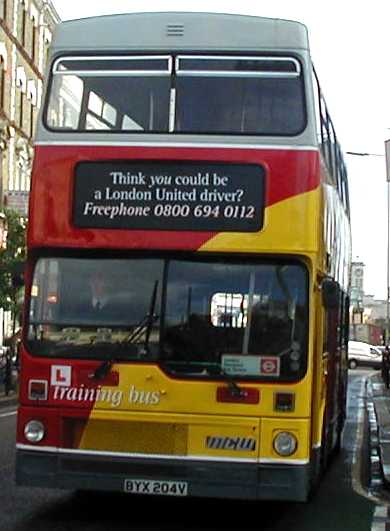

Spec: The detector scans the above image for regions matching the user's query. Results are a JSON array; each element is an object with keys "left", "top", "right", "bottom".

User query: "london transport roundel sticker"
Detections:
[
  {"left": 259, "top": 357, "right": 280, "bottom": 377},
  {"left": 221, "top": 354, "right": 280, "bottom": 376}
]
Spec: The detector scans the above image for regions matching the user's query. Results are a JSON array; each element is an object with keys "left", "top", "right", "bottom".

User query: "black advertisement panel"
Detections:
[{"left": 73, "top": 161, "right": 265, "bottom": 232}]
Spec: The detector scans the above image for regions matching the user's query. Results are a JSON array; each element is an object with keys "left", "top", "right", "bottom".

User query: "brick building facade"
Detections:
[{"left": 0, "top": 0, "right": 59, "bottom": 215}]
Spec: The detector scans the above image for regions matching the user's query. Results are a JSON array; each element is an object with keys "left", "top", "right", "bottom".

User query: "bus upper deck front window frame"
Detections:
[
  {"left": 45, "top": 55, "right": 173, "bottom": 133},
  {"left": 51, "top": 55, "right": 173, "bottom": 76},
  {"left": 44, "top": 53, "right": 306, "bottom": 135},
  {"left": 174, "top": 55, "right": 302, "bottom": 77},
  {"left": 174, "top": 55, "right": 306, "bottom": 136}
]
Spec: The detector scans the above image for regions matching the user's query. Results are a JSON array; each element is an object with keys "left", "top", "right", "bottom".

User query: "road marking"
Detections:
[
  {"left": 0, "top": 410, "right": 17, "bottom": 418},
  {"left": 351, "top": 376, "right": 370, "bottom": 497}
]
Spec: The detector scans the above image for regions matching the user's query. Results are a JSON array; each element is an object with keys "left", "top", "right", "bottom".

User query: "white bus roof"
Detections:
[{"left": 50, "top": 12, "right": 309, "bottom": 55}]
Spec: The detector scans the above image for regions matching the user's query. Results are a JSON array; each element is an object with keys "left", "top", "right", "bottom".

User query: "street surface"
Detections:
[{"left": 0, "top": 371, "right": 381, "bottom": 531}]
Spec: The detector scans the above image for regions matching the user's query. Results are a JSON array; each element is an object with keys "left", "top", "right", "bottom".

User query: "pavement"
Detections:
[
  {"left": 367, "top": 370, "right": 390, "bottom": 488},
  {"left": 0, "top": 389, "right": 18, "bottom": 408},
  {"left": 0, "top": 378, "right": 18, "bottom": 409}
]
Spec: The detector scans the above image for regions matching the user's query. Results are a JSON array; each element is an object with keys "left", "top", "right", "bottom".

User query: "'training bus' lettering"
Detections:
[
  {"left": 128, "top": 385, "right": 161, "bottom": 405},
  {"left": 53, "top": 385, "right": 123, "bottom": 408}
]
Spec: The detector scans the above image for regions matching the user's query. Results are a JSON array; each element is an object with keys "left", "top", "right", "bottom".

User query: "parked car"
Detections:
[{"left": 348, "top": 341, "right": 382, "bottom": 369}]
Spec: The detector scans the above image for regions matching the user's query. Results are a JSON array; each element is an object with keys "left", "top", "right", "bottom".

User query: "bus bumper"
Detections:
[{"left": 16, "top": 447, "right": 312, "bottom": 502}]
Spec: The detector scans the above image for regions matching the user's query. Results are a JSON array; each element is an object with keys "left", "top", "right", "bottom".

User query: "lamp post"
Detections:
[{"left": 385, "top": 140, "right": 390, "bottom": 345}]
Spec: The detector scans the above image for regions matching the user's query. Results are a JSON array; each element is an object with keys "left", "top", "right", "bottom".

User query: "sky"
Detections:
[{"left": 50, "top": 0, "right": 390, "bottom": 299}]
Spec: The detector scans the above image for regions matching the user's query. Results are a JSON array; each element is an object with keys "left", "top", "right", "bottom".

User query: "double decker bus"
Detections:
[{"left": 16, "top": 12, "right": 351, "bottom": 502}]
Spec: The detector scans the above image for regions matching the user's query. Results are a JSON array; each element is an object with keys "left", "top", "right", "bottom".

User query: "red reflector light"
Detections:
[{"left": 216, "top": 387, "right": 260, "bottom": 404}]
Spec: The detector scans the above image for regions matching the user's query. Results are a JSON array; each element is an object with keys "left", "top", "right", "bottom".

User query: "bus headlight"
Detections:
[
  {"left": 273, "top": 431, "right": 297, "bottom": 456},
  {"left": 24, "top": 420, "right": 45, "bottom": 443}
]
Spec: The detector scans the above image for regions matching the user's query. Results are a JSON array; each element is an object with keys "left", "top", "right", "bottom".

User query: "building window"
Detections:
[
  {"left": 43, "top": 26, "right": 51, "bottom": 65},
  {"left": 0, "top": 45, "right": 7, "bottom": 109},
  {"left": 16, "top": 1, "right": 24, "bottom": 45},
  {"left": 31, "top": 22, "right": 37, "bottom": 61},
  {"left": 0, "top": 0, "right": 6, "bottom": 22},
  {"left": 27, "top": 79, "right": 36, "bottom": 138},
  {"left": 29, "top": 104, "right": 34, "bottom": 137},
  {"left": 30, "top": 5, "right": 38, "bottom": 62},
  {"left": 19, "top": 90, "right": 24, "bottom": 129},
  {"left": 22, "top": 8, "right": 27, "bottom": 48},
  {"left": 0, "top": 59, "right": 4, "bottom": 109},
  {"left": 15, "top": 137, "right": 33, "bottom": 192},
  {"left": 16, "top": 66, "right": 27, "bottom": 130}
]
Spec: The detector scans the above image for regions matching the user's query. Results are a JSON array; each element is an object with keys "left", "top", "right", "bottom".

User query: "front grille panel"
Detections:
[{"left": 78, "top": 420, "right": 188, "bottom": 455}]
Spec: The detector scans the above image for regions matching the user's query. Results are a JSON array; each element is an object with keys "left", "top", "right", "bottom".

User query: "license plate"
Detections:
[{"left": 124, "top": 479, "right": 188, "bottom": 497}]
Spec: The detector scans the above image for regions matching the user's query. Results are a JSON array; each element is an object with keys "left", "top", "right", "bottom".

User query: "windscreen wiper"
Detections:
[
  {"left": 125, "top": 280, "right": 159, "bottom": 350},
  {"left": 143, "top": 287, "right": 158, "bottom": 353},
  {"left": 91, "top": 280, "right": 159, "bottom": 380},
  {"left": 160, "top": 360, "right": 244, "bottom": 396},
  {"left": 207, "top": 365, "right": 244, "bottom": 397},
  {"left": 92, "top": 359, "right": 114, "bottom": 380}
]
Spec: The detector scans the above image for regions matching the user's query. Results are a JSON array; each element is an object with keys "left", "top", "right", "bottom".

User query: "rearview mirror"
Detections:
[{"left": 322, "top": 278, "right": 340, "bottom": 309}]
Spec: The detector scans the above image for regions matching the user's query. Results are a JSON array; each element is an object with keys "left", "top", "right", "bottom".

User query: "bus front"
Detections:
[{"left": 16, "top": 13, "right": 325, "bottom": 502}]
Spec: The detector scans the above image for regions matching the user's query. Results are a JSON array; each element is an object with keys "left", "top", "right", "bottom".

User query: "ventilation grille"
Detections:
[{"left": 166, "top": 24, "right": 185, "bottom": 37}]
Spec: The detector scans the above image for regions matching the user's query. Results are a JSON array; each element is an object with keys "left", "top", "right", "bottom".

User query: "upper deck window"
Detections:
[
  {"left": 176, "top": 56, "right": 301, "bottom": 75},
  {"left": 175, "top": 56, "right": 305, "bottom": 135},
  {"left": 46, "top": 56, "right": 172, "bottom": 132},
  {"left": 45, "top": 54, "right": 306, "bottom": 136}
]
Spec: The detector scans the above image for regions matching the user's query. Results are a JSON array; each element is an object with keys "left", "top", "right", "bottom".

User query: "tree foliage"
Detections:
[{"left": 0, "top": 208, "right": 27, "bottom": 315}]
